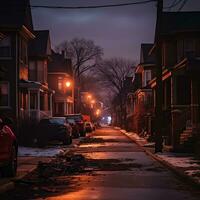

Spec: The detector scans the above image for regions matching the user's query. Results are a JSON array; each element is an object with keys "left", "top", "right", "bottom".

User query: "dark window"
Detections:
[
  {"left": 0, "top": 37, "right": 11, "bottom": 57},
  {"left": 0, "top": 82, "right": 9, "bottom": 107},
  {"left": 20, "top": 38, "right": 28, "bottom": 64}
]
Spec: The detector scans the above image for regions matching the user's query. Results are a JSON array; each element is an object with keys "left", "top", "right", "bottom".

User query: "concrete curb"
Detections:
[{"left": 121, "top": 130, "right": 200, "bottom": 189}]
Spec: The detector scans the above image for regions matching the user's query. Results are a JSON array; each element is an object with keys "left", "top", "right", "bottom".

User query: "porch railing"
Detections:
[{"left": 20, "top": 109, "right": 51, "bottom": 122}]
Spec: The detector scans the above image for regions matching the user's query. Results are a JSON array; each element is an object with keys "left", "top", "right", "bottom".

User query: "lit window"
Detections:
[
  {"left": 0, "top": 82, "right": 9, "bottom": 107},
  {"left": 58, "top": 77, "right": 63, "bottom": 90}
]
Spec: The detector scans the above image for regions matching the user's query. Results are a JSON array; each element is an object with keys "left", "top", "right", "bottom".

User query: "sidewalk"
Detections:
[{"left": 120, "top": 129, "right": 200, "bottom": 187}]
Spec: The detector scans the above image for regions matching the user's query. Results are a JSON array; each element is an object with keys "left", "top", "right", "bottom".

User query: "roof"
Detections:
[
  {"left": 48, "top": 51, "right": 73, "bottom": 75},
  {"left": 0, "top": 0, "right": 33, "bottom": 32},
  {"left": 161, "top": 12, "right": 200, "bottom": 35},
  {"left": 140, "top": 43, "right": 155, "bottom": 64},
  {"left": 29, "top": 30, "right": 51, "bottom": 58}
]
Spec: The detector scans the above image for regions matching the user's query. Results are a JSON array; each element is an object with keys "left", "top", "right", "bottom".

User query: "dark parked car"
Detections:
[
  {"left": 37, "top": 117, "right": 72, "bottom": 147},
  {"left": 66, "top": 118, "right": 80, "bottom": 138},
  {"left": 65, "top": 114, "right": 86, "bottom": 137},
  {"left": 0, "top": 118, "right": 18, "bottom": 177}
]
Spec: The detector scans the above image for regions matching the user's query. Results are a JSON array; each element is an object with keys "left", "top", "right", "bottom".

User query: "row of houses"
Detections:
[
  {"left": 113, "top": 11, "right": 200, "bottom": 154},
  {"left": 0, "top": 1, "right": 74, "bottom": 143}
]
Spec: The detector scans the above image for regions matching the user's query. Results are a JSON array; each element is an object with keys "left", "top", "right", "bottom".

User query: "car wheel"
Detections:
[{"left": 2, "top": 145, "right": 17, "bottom": 177}]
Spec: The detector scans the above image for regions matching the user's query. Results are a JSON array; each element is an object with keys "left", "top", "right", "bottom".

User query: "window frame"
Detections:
[
  {"left": 0, "top": 81, "right": 10, "bottom": 108},
  {"left": 0, "top": 36, "right": 12, "bottom": 59}
]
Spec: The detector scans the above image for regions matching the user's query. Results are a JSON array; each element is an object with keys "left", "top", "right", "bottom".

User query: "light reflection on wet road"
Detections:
[{"left": 46, "top": 127, "right": 200, "bottom": 200}]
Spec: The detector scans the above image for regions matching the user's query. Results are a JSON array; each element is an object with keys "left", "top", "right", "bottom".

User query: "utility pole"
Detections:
[{"left": 155, "top": 0, "right": 163, "bottom": 153}]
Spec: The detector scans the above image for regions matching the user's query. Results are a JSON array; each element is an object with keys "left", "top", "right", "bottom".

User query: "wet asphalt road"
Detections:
[
  {"left": 1, "top": 127, "right": 200, "bottom": 200},
  {"left": 46, "top": 127, "right": 200, "bottom": 200}
]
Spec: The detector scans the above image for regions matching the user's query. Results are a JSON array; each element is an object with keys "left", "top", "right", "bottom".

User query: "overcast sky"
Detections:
[{"left": 30, "top": 0, "right": 200, "bottom": 62}]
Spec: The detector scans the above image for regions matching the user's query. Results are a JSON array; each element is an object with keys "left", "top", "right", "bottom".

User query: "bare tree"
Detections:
[
  {"left": 95, "top": 58, "right": 135, "bottom": 126},
  {"left": 96, "top": 58, "right": 134, "bottom": 95},
  {"left": 57, "top": 38, "right": 103, "bottom": 79}
]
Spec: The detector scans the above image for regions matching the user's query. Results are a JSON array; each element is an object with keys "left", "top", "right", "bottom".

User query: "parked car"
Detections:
[
  {"left": 65, "top": 114, "right": 86, "bottom": 137},
  {"left": 84, "top": 122, "right": 93, "bottom": 133},
  {"left": 66, "top": 118, "right": 80, "bottom": 138},
  {"left": 36, "top": 117, "right": 72, "bottom": 147},
  {"left": 0, "top": 118, "right": 18, "bottom": 177}
]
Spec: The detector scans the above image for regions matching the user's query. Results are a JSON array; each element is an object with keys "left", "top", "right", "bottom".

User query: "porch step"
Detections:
[{"left": 179, "top": 128, "right": 192, "bottom": 144}]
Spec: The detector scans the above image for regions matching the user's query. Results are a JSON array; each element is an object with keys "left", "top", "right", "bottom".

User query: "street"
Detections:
[{"left": 1, "top": 127, "right": 200, "bottom": 200}]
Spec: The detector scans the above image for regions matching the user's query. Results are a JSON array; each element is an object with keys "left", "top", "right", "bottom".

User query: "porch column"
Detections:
[
  {"left": 191, "top": 78, "right": 200, "bottom": 132},
  {"left": 171, "top": 76, "right": 181, "bottom": 150},
  {"left": 37, "top": 90, "right": 40, "bottom": 120},
  {"left": 50, "top": 93, "right": 53, "bottom": 117},
  {"left": 64, "top": 102, "right": 67, "bottom": 115},
  {"left": 28, "top": 89, "right": 31, "bottom": 118}
]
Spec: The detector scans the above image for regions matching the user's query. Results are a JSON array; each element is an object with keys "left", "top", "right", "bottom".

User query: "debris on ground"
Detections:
[{"left": 80, "top": 137, "right": 106, "bottom": 144}]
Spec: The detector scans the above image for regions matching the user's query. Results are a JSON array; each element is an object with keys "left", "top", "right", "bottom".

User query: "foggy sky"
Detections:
[{"left": 31, "top": 0, "right": 200, "bottom": 62}]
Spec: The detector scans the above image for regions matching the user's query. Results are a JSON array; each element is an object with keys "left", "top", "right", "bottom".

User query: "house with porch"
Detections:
[
  {"left": 132, "top": 44, "right": 155, "bottom": 135},
  {"left": 19, "top": 30, "right": 53, "bottom": 122},
  {"left": 149, "top": 12, "right": 200, "bottom": 153},
  {"left": 0, "top": 0, "right": 35, "bottom": 131},
  {"left": 48, "top": 51, "right": 74, "bottom": 116}
]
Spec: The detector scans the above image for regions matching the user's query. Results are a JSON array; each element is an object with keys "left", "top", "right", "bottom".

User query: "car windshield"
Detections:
[
  {"left": 49, "top": 118, "right": 66, "bottom": 125},
  {"left": 66, "top": 115, "right": 83, "bottom": 121},
  {"left": 67, "top": 119, "right": 75, "bottom": 124}
]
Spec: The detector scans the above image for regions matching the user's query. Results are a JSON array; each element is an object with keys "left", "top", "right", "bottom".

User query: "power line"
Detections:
[
  {"left": 31, "top": 0, "right": 155, "bottom": 9},
  {"left": 165, "top": 0, "right": 184, "bottom": 9},
  {"left": 178, "top": 0, "right": 188, "bottom": 11}
]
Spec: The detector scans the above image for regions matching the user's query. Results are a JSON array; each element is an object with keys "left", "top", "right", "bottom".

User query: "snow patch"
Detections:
[
  {"left": 157, "top": 153, "right": 199, "bottom": 168},
  {"left": 18, "top": 146, "right": 64, "bottom": 157}
]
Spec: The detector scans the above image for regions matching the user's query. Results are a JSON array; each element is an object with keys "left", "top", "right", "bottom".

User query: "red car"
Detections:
[{"left": 0, "top": 119, "right": 18, "bottom": 177}]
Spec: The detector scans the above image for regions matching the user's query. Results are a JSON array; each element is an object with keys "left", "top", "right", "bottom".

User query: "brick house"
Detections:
[
  {"left": 48, "top": 51, "right": 74, "bottom": 116},
  {"left": 132, "top": 44, "right": 155, "bottom": 135},
  {"left": 19, "top": 30, "right": 53, "bottom": 122},
  {"left": 149, "top": 12, "right": 200, "bottom": 152},
  {"left": 0, "top": 0, "right": 35, "bottom": 130}
]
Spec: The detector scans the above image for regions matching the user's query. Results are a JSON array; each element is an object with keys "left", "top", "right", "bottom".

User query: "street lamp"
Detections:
[
  {"left": 91, "top": 100, "right": 95, "bottom": 104},
  {"left": 87, "top": 94, "right": 92, "bottom": 100},
  {"left": 65, "top": 81, "right": 71, "bottom": 88},
  {"left": 96, "top": 109, "right": 101, "bottom": 116}
]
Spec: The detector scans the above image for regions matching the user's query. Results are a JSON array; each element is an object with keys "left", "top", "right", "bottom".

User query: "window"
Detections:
[
  {"left": 184, "top": 39, "right": 195, "bottom": 57},
  {"left": 58, "top": 77, "right": 63, "bottom": 90},
  {"left": 37, "top": 61, "right": 44, "bottom": 83},
  {"left": 0, "top": 36, "right": 11, "bottom": 58},
  {"left": 0, "top": 82, "right": 9, "bottom": 107},
  {"left": 29, "top": 61, "right": 37, "bottom": 81},
  {"left": 145, "top": 70, "right": 151, "bottom": 83},
  {"left": 20, "top": 38, "right": 28, "bottom": 64}
]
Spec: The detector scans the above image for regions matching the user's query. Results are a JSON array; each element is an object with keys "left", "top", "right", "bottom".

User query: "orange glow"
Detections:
[
  {"left": 65, "top": 81, "right": 71, "bottom": 88},
  {"left": 87, "top": 95, "right": 92, "bottom": 99},
  {"left": 96, "top": 109, "right": 101, "bottom": 116},
  {"left": 91, "top": 100, "right": 95, "bottom": 104}
]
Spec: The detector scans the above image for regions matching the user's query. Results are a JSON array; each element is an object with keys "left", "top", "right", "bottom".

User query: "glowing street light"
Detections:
[
  {"left": 96, "top": 109, "right": 101, "bottom": 116},
  {"left": 65, "top": 81, "right": 71, "bottom": 88},
  {"left": 91, "top": 100, "right": 95, "bottom": 104},
  {"left": 87, "top": 94, "right": 92, "bottom": 100}
]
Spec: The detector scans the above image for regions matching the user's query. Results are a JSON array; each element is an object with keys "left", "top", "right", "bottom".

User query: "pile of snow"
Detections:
[
  {"left": 157, "top": 153, "right": 199, "bottom": 168},
  {"left": 18, "top": 146, "right": 64, "bottom": 157}
]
